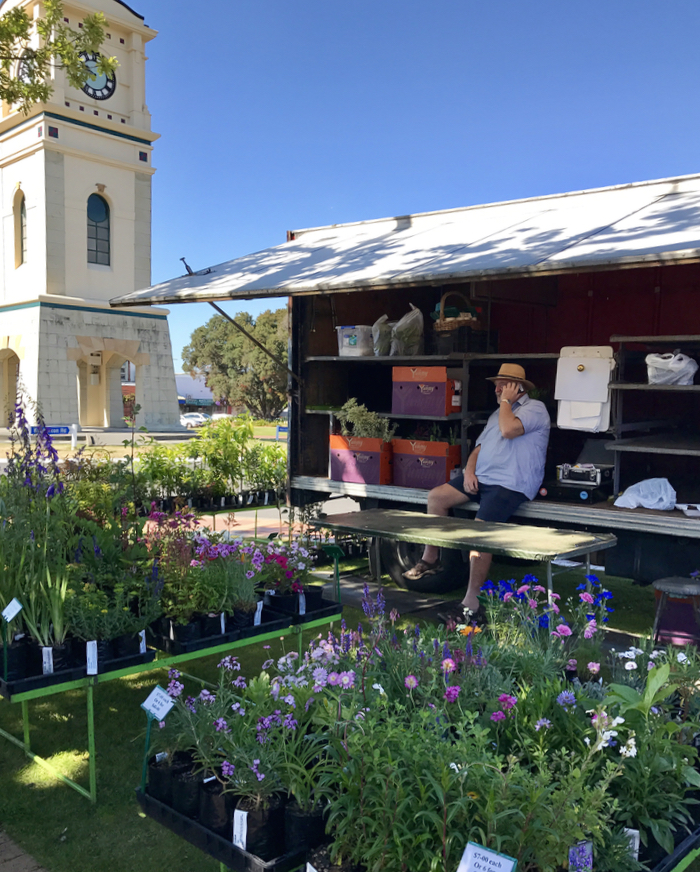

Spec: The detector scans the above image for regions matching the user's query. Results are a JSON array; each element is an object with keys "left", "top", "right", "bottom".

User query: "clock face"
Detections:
[{"left": 80, "top": 52, "right": 116, "bottom": 101}]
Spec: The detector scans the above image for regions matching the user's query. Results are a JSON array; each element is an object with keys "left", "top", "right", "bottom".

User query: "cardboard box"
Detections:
[
  {"left": 391, "top": 366, "right": 462, "bottom": 416},
  {"left": 329, "top": 435, "right": 392, "bottom": 485},
  {"left": 391, "top": 438, "right": 462, "bottom": 489}
]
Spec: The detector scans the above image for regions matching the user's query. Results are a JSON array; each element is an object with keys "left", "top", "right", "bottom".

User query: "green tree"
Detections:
[
  {"left": 182, "top": 308, "right": 288, "bottom": 420},
  {"left": 0, "top": 0, "right": 116, "bottom": 114}
]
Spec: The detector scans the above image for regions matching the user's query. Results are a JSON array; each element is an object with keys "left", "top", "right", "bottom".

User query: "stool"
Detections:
[{"left": 651, "top": 577, "right": 700, "bottom": 644}]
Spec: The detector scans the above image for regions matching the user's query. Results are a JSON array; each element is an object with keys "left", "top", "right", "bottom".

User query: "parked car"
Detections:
[{"left": 180, "top": 412, "right": 211, "bottom": 428}]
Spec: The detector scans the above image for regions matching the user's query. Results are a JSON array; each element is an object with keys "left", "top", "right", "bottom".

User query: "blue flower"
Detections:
[
  {"left": 576, "top": 583, "right": 587, "bottom": 591},
  {"left": 538, "top": 614, "right": 550, "bottom": 629}
]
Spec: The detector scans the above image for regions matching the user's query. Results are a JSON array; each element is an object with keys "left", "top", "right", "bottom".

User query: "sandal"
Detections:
[
  {"left": 403, "top": 558, "right": 442, "bottom": 581},
  {"left": 438, "top": 602, "right": 488, "bottom": 628}
]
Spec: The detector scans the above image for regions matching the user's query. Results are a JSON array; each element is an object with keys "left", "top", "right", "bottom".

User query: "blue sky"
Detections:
[{"left": 137, "top": 0, "right": 700, "bottom": 370}]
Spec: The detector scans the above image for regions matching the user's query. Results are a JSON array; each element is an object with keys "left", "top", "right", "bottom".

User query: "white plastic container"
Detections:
[{"left": 336, "top": 325, "right": 373, "bottom": 357}]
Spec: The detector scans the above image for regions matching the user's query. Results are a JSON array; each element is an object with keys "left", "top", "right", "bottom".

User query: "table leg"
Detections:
[
  {"left": 546, "top": 562, "right": 553, "bottom": 604},
  {"left": 585, "top": 553, "right": 591, "bottom": 577},
  {"left": 652, "top": 592, "right": 667, "bottom": 644},
  {"left": 87, "top": 682, "right": 97, "bottom": 802},
  {"left": 373, "top": 537, "right": 382, "bottom": 582},
  {"left": 21, "top": 699, "right": 30, "bottom": 751}
]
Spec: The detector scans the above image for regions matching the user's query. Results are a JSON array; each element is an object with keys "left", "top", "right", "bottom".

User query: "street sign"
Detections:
[{"left": 30, "top": 426, "right": 70, "bottom": 435}]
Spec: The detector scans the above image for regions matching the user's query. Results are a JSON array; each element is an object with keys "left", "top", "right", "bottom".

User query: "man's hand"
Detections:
[
  {"left": 500, "top": 381, "right": 521, "bottom": 404},
  {"left": 463, "top": 469, "right": 479, "bottom": 494}
]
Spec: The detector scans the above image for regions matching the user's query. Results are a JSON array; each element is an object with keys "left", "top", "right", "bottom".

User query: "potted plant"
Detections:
[
  {"left": 250, "top": 540, "right": 320, "bottom": 614},
  {"left": 330, "top": 399, "right": 395, "bottom": 485}
]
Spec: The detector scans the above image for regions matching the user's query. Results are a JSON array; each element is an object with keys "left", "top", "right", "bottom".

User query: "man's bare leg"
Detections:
[
  {"left": 420, "top": 483, "right": 471, "bottom": 565},
  {"left": 462, "top": 550, "right": 493, "bottom": 612}
]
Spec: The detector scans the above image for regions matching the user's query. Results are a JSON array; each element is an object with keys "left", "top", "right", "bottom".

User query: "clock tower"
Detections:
[{"left": 0, "top": 0, "right": 181, "bottom": 430}]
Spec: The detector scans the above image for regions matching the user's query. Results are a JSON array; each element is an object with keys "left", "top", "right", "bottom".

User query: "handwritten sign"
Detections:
[
  {"left": 86, "top": 641, "right": 98, "bottom": 676},
  {"left": 141, "top": 686, "right": 175, "bottom": 721},
  {"left": 457, "top": 842, "right": 517, "bottom": 872},
  {"left": 2, "top": 598, "right": 22, "bottom": 623},
  {"left": 233, "top": 809, "right": 248, "bottom": 850}
]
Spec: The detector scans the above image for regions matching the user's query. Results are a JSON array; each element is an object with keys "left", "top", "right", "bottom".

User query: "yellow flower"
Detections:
[
  {"left": 467, "top": 792, "right": 479, "bottom": 800},
  {"left": 100, "top": 609, "right": 108, "bottom": 614},
  {"left": 459, "top": 625, "right": 482, "bottom": 636}
]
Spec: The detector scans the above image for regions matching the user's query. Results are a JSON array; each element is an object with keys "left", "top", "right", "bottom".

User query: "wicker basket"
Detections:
[{"left": 432, "top": 291, "right": 481, "bottom": 332}]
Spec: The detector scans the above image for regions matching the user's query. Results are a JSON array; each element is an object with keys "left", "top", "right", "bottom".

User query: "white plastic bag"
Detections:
[
  {"left": 372, "top": 315, "right": 394, "bottom": 356},
  {"left": 390, "top": 304, "right": 424, "bottom": 356},
  {"left": 614, "top": 478, "right": 677, "bottom": 511},
  {"left": 645, "top": 351, "right": 698, "bottom": 385}
]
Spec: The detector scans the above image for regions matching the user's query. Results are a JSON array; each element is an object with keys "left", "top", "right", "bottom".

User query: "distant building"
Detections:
[{"left": 175, "top": 373, "right": 230, "bottom": 414}]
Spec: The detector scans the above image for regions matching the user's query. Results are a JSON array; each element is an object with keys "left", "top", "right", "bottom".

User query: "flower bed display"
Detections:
[
  {"left": 0, "top": 400, "right": 338, "bottom": 692},
  {"left": 143, "top": 580, "right": 700, "bottom": 872}
]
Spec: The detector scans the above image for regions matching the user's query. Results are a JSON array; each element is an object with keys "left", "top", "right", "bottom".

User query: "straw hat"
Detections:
[{"left": 485, "top": 363, "right": 535, "bottom": 392}]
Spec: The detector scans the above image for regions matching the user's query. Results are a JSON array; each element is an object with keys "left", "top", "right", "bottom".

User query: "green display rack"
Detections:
[{"left": 0, "top": 613, "right": 342, "bottom": 804}]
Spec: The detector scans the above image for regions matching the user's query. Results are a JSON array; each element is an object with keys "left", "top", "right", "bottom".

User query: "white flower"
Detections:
[
  {"left": 677, "top": 652, "right": 689, "bottom": 664},
  {"left": 648, "top": 661, "right": 655, "bottom": 671},
  {"left": 632, "top": 647, "right": 645, "bottom": 656},
  {"left": 449, "top": 762, "right": 460, "bottom": 773},
  {"left": 372, "top": 683, "right": 386, "bottom": 696},
  {"left": 651, "top": 650, "right": 663, "bottom": 659},
  {"left": 612, "top": 717, "right": 625, "bottom": 727},
  {"left": 619, "top": 650, "right": 637, "bottom": 659},
  {"left": 620, "top": 737, "right": 637, "bottom": 758},
  {"left": 625, "top": 661, "right": 638, "bottom": 671},
  {"left": 584, "top": 737, "right": 591, "bottom": 746}
]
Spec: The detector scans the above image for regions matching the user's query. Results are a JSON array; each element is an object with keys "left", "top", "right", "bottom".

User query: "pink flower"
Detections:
[
  {"left": 551, "top": 604, "right": 560, "bottom": 613},
  {"left": 583, "top": 620, "right": 597, "bottom": 639},
  {"left": 503, "top": 592, "right": 514, "bottom": 603},
  {"left": 442, "top": 658, "right": 456, "bottom": 674},
  {"left": 553, "top": 624, "right": 572, "bottom": 637},
  {"left": 498, "top": 693, "right": 517, "bottom": 711},
  {"left": 579, "top": 592, "right": 595, "bottom": 604},
  {"left": 587, "top": 662, "right": 600, "bottom": 675},
  {"left": 444, "top": 686, "right": 460, "bottom": 703},
  {"left": 528, "top": 599, "right": 538, "bottom": 610},
  {"left": 490, "top": 710, "right": 506, "bottom": 722},
  {"left": 566, "top": 659, "right": 578, "bottom": 670},
  {"left": 404, "top": 674, "right": 419, "bottom": 690},
  {"left": 516, "top": 584, "right": 530, "bottom": 595},
  {"left": 550, "top": 593, "right": 561, "bottom": 601},
  {"left": 533, "top": 585, "right": 547, "bottom": 593}
]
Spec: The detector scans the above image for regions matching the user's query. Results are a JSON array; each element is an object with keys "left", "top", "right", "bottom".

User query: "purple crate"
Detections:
[
  {"left": 393, "top": 454, "right": 455, "bottom": 489},
  {"left": 392, "top": 381, "right": 448, "bottom": 417},
  {"left": 330, "top": 448, "right": 387, "bottom": 485}
]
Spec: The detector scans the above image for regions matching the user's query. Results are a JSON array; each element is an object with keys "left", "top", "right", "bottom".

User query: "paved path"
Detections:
[{"left": 0, "top": 832, "right": 47, "bottom": 872}]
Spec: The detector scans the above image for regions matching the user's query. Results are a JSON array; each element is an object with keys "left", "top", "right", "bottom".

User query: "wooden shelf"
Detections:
[
  {"left": 304, "top": 352, "right": 560, "bottom": 364},
  {"left": 605, "top": 433, "right": 700, "bottom": 456},
  {"left": 611, "top": 335, "right": 700, "bottom": 344},
  {"left": 610, "top": 383, "right": 700, "bottom": 391}
]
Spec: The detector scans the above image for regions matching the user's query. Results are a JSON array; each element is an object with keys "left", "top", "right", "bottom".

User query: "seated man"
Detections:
[{"left": 403, "top": 363, "right": 550, "bottom": 624}]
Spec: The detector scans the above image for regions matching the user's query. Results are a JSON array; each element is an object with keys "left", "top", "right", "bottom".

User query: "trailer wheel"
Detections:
[{"left": 375, "top": 538, "right": 465, "bottom": 593}]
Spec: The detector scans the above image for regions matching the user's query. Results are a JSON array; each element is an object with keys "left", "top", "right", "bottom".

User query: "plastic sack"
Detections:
[
  {"left": 390, "top": 304, "right": 424, "bottom": 356},
  {"left": 614, "top": 477, "right": 677, "bottom": 511},
  {"left": 372, "top": 314, "right": 394, "bottom": 356},
  {"left": 646, "top": 351, "right": 698, "bottom": 385}
]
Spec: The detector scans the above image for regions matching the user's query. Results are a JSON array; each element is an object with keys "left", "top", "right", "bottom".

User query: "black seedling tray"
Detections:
[
  {"left": 652, "top": 824, "right": 700, "bottom": 872},
  {"left": 150, "top": 628, "right": 242, "bottom": 656},
  {"left": 237, "top": 608, "right": 293, "bottom": 640},
  {"left": 288, "top": 599, "right": 343, "bottom": 625},
  {"left": 136, "top": 790, "right": 305, "bottom": 872}
]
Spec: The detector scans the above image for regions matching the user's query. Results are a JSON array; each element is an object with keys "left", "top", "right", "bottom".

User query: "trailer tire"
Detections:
[{"left": 376, "top": 538, "right": 465, "bottom": 593}]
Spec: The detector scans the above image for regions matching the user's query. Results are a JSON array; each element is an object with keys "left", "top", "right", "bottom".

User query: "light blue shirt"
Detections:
[{"left": 475, "top": 393, "right": 550, "bottom": 500}]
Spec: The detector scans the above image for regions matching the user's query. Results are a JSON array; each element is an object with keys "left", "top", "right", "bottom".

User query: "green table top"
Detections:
[{"left": 311, "top": 509, "right": 617, "bottom": 562}]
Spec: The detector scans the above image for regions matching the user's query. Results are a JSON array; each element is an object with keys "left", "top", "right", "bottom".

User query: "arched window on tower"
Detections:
[
  {"left": 13, "top": 190, "right": 26, "bottom": 267},
  {"left": 87, "top": 194, "right": 110, "bottom": 265}
]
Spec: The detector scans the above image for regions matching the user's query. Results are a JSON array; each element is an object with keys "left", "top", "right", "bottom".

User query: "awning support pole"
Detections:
[{"left": 207, "top": 302, "right": 303, "bottom": 385}]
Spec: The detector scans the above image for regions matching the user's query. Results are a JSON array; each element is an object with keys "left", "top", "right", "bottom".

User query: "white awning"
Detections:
[{"left": 111, "top": 172, "right": 700, "bottom": 308}]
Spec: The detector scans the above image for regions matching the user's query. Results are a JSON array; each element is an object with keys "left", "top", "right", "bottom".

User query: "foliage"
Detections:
[
  {"left": 336, "top": 398, "right": 396, "bottom": 441},
  {"left": 0, "top": 0, "right": 116, "bottom": 114},
  {"left": 181, "top": 309, "right": 288, "bottom": 420}
]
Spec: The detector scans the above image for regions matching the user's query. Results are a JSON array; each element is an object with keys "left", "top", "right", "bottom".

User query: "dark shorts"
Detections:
[{"left": 448, "top": 474, "right": 528, "bottom": 522}]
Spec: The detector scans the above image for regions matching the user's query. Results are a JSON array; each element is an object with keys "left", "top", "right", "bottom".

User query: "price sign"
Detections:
[
  {"left": 298, "top": 593, "right": 306, "bottom": 616},
  {"left": 233, "top": 809, "right": 248, "bottom": 850},
  {"left": 568, "top": 840, "right": 593, "bottom": 871},
  {"left": 457, "top": 842, "right": 517, "bottom": 872},
  {"left": 624, "top": 829, "right": 640, "bottom": 861},
  {"left": 141, "top": 686, "right": 175, "bottom": 721},
  {"left": 254, "top": 601, "right": 263, "bottom": 627},
  {"left": 139, "top": 630, "right": 146, "bottom": 654},
  {"left": 307, "top": 865, "right": 319, "bottom": 872},
  {"left": 2, "top": 598, "right": 22, "bottom": 623}
]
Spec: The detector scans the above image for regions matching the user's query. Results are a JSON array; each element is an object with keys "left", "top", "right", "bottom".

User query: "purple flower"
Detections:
[
  {"left": 312, "top": 667, "right": 328, "bottom": 686},
  {"left": 498, "top": 694, "right": 517, "bottom": 711},
  {"left": 218, "top": 656, "right": 241, "bottom": 672},
  {"left": 262, "top": 659, "right": 274, "bottom": 670},
  {"left": 167, "top": 680, "right": 184, "bottom": 698},
  {"left": 221, "top": 760, "right": 235, "bottom": 777},
  {"left": 556, "top": 690, "right": 576, "bottom": 710},
  {"left": 214, "top": 718, "right": 230, "bottom": 733},
  {"left": 328, "top": 672, "right": 341, "bottom": 686},
  {"left": 199, "top": 689, "right": 215, "bottom": 704},
  {"left": 404, "top": 674, "right": 419, "bottom": 690},
  {"left": 185, "top": 696, "right": 197, "bottom": 713},
  {"left": 444, "top": 685, "right": 461, "bottom": 703},
  {"left": 283, "top": 694, "right": 296, "bottom": 708},
  {"left": 534, "top": 718, "right": 551, "bottom": 731},
  {"left": 284, "top": 713, "right": 298, "bottom": 730},
  {"left": 233, "top": 676, "right": 247, "bottom": 689},
  {"left": 339, "top": 670, "right": 355, "bottom": 689},
  {"left": 490, "top": 710, "right": 506, "bottom": 722}
]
